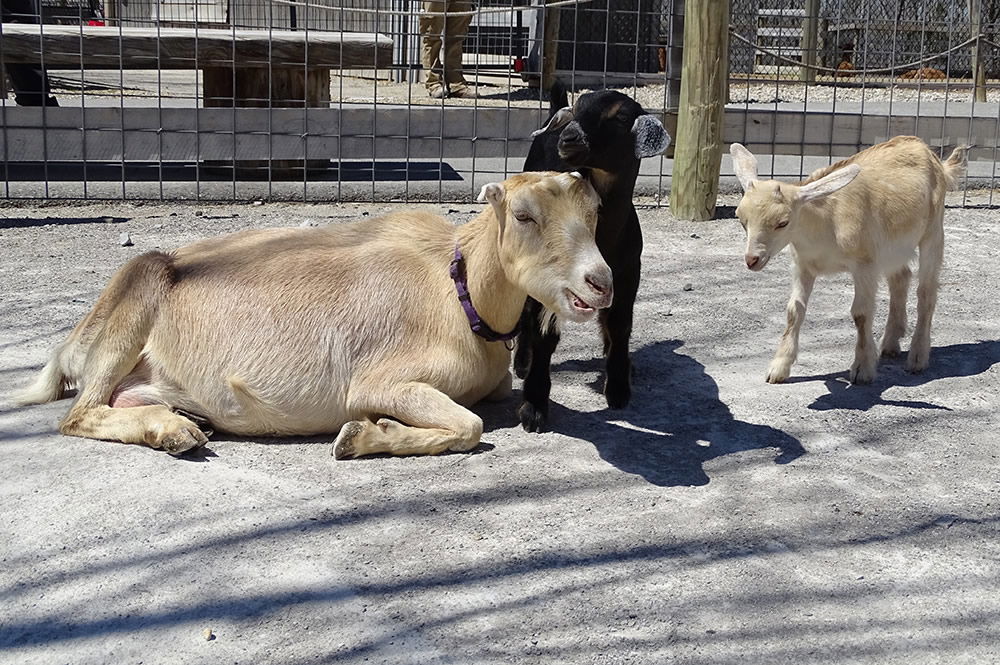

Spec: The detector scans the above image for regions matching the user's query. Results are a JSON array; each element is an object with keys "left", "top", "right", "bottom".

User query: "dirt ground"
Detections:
[{"left": 1, "top": 195, "right": 998, "bottom": 664}]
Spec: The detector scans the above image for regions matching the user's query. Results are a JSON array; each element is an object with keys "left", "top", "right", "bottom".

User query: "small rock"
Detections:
[
  {"left": 194, "top": 210, "right": 204, "bottom": 217},
  {"left": 447, "top": 208, "right": 461, "bottom": 214},
  {"left": 690, "top": 233, "right": 700, "bottom": 239},
  {"left": 103, "top": 216, "right": 115, "bottom": 223},
  {"left": 361, "top": 211, "right": 370, "bottom": 216},
  {"left": 682, "top": 283, "right": 693, "bottom": 291},
  {"left": 202, "top": 628, "right": 215, "bottom": 641},
  {"left": 252, "top": 200, "right": 264, "bottom": 206},
  {"left": 119, "top": 232, "right": 133, "bottom": 247},
  {"left": 299, "top": 219, "right": 319, "bottom": 228},
  {"left": 152, "top": 223, "right": 164, "bottom": 230}
]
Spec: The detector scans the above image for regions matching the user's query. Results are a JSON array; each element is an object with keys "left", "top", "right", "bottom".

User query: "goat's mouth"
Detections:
[{"left": 565, "top": 289, "right": 599, "bottom": 319}]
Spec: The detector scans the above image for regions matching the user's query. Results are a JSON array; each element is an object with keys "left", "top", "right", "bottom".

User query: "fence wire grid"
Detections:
[{"left": 1, "top": 0, "right": 999, "bottom": 204}]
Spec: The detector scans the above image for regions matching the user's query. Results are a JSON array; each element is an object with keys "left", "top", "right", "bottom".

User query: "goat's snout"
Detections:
[
  {"left": 585, "top": 268, "right": 614, "bottom": 308},
  {"left": 745, "top": 253, "right": 768, "bottom": 271}
]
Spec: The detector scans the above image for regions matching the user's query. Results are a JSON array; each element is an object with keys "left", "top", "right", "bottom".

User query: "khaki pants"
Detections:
[{"left": 420, "top": 0, "right": 473, "bottom": 92}]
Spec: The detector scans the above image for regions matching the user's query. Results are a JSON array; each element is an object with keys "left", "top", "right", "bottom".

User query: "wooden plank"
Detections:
[
  {"left": 2, "top": 106, "right": 992, "bottom": 164},
  {"left": 0, "top": 24, "right": 392, "bottom": 69},
  {"left": 671, "top": 0, "right": 730, "bottom": 221}
]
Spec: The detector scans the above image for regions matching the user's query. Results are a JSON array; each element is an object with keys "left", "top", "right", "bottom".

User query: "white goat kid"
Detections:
[
  {"left": 731, "top": 136, "right": 967, "bottom": 384},
  {"left": 15, "top": 171, "right": 612, "bottom": 458}
]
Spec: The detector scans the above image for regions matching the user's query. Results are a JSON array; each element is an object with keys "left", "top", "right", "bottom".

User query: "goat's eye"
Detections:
[
  {"left": 775, "top": 219, "right": 789, "bottom": 229},
  {"left": 514, "top": 213, "right": 536, "bottom": 224}
]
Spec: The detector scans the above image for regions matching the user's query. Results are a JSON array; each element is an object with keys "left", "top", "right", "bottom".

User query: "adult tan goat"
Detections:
[
  {"left": 15, "top": 171, "right": 612, "bottom": 458},
  {"left": 731, "top": 136, "right": 967, "bottom": 384}
]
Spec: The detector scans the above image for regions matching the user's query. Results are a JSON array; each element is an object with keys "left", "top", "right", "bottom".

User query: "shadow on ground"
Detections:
[
  {"left": 483, "top": 340, "right": 805, "bottom": 487},
  {"left": 789, "top": 340, "right": 1000, "bottom": 411}
]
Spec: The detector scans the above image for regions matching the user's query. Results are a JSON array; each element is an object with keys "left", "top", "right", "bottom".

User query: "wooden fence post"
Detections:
[
  {"left": 670, "top": 0, "right": 730, "bottom": 221},
  {"left": 800, "top": 0, "right": 820, "bottom": 84},
  {"left": 970, "top": 0, "right": 986, "bottom": 103}
]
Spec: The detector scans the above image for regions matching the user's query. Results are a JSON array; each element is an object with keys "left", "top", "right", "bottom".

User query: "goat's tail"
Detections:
[
  {"left": 942, "top": 145, "right": 969, "bottom": 190},
  {"left": 13, "top": 357, "right": 68, "bottom": 406}
]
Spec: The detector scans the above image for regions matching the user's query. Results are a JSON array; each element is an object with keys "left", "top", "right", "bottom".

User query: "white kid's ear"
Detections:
[
  {"left": 797, "top": 164, "right": 861, "bottom": 203},
  {"left": 531, "top": 106, "right": 574, "bottom": 138},
  {"left": 730, "top": 143, "right": 759, "bottom": 191},
  {"left": 632, "top": 114, "right": 671, "bottom": 158},
  {"left": 477, "top": 182, "right": 507, "bottom": 225}
]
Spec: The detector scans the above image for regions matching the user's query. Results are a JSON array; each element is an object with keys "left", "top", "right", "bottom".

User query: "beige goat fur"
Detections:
[
  {"left": 731, "top": 136, "right": 967, "bottom": 384},
  {"left": 15, "top": 171, "right": 612, "bottom": 458}
]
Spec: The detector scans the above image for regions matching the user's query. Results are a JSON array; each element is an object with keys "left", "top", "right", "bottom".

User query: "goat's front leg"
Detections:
[
  {"left": 334, "top": 381, "right": 484, "bottom": 459},
  {"left": 517, "top": 323, "right": 560, "bottom": 432},
  {"left": 766, "top": 265, "right": 815, "bottom": 383},
  {"left": 599, "top": 251, "right": 640, "bottom": 408},
  {"left": 849, "top": 266, "right": 880, "bottom": 384},
  {"left": 513, "top": 297, "right": 544, "bottom": 380}
]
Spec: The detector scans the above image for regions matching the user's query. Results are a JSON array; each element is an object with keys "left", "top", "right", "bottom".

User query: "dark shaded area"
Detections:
[
  {"left": 0, "top": 160, "right": 463, "bottom": 183},
  {"left": 0, "top": 216, "right": 128, "bottom": 229},
  {"left": 493, "top": 339, "right": 805, "bottom": 487},
  {"left": 797, "top": 340, "right": 1000, "bottom": 411}
]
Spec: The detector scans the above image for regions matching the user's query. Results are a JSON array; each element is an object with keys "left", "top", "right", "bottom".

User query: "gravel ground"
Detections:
[{"left": 1, "top": 196, "right": 999, "bottom": 664}]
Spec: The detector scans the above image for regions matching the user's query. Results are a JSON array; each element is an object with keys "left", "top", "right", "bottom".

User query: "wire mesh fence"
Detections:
[{"left": 1, "top": 0, "right": 999, "bottom": 204}]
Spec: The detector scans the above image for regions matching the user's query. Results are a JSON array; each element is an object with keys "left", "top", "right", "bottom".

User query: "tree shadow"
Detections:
[
  {"left": 524, "top": 340, "right": 806, "bottom": 487},
  {"left": 790, "top": 340, "right": 1000, "bottom": 412}
]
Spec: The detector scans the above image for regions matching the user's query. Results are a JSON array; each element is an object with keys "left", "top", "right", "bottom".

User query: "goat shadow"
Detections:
[
  {"left": 495, "top": 339, "right": 805, "bottom": 487},
  {"left": 791, "top": 339, "right": 1000, "bottom": 412}
]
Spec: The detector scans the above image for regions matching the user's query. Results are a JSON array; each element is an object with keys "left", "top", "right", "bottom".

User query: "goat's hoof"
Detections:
[
  {"left": 848, "top": 366, "right": 877, "bottom": 385},
  {"left": 604, "top": 385, "right": 631, "bottom": 409},
  {"left": 880, "top": 343, "right": 902, "bottom": 358},
  {"left": 333, "top": 420, "right": 365, "bottom": 459},
  {"left": 765, "top": 363, "right": 790, "bottom": 384},
  {"left": 905, "top": 349, "right": 930, "bottom": 373},
  {"left": 518, "top": 401, "right": 548, "bottom": 433},
  {"left": 149, "top": 413, "right": 209, "bottom": 455}
]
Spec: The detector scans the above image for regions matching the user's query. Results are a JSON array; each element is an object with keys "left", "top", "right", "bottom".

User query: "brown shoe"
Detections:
[
  {"left": 427, "top": 85, "right": 448, "bottom": 99},
  {"left": 450, "top": 85, "right": 478, "bottom": 99}
]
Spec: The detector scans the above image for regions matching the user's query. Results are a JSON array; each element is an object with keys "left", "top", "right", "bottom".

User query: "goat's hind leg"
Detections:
[
  {"left": 58, "top": 253, "right": 207, "bottom": 455},
  {"left": 334, "top": 382, "right": 483, "bottom": 459},
  {"left": 908, "top": 223, "right": 944, "bottom": 372},
  {"left": 880, "top": 266, "right": 911, "bottom": 357}
]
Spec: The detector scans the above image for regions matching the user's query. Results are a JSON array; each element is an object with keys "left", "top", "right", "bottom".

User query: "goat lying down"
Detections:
[
  {"left": 731, "top": 136, "right": 967, "bottom": 384},
  {"left": 15, "top": 171, "right": 612, "bottom": 458}
]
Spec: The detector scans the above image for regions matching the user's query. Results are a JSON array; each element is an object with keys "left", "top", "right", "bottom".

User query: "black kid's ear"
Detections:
[
  {"left": 632, "top": 114, "right": 671, "bottom": 158},
  {"left": 531, "top": 107, "right": 574, "bottom": 138}
]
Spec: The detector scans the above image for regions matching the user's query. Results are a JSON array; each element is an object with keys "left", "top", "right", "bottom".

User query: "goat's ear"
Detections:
[
  {"left": 730, "top": 143, "right": 759, "bottom": 191},
  {"left": 632, "top": 114, "right": 671, "bottom": 158},
  {"left": 796, "top": 164, "right": 861, "bottom": 203},
  {"left": 531, "top": 106, "right": 574, "bottom": 138},
  {"left": 477, "top": 182, "right": 507, "bottom": 226}
]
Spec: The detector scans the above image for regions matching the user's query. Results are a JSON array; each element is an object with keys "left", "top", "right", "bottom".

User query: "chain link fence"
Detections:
[{"left": 1, "top": 0, "right": 998, "bottom": 203}]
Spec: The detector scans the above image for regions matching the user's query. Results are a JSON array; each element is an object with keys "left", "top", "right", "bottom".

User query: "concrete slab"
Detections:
[{"left": 1, "top": 197, "right": 999, "bottom": 664}]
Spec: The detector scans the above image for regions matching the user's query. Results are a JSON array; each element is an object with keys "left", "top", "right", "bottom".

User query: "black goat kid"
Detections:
[{"left": 515, "top": 83, "right": 671, "bottom": 432}]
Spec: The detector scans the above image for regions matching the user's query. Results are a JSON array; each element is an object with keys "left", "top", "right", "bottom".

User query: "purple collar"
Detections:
[{"left": 449, "top": 244, "right": 520, "bottom": 343}]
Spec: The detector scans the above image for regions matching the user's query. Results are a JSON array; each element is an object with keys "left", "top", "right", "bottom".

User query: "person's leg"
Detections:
[
  {"left": 443, "top": 0, "right": 474, "bottom": 95},
  {"left": 420, "top": 1, "right": 447, "bottom": 97},
  {"left": 1, "top": 0, "right": 59, "bottom": 106}
]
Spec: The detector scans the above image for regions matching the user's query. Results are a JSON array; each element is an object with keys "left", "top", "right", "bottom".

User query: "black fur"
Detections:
[{"left": 515, "top": 81, "right": 669, "bottom": 432}]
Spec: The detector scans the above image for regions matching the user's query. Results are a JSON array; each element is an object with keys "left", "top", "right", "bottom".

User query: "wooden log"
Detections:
[
  {"left": 0, "top": 24, "right": 392, "bottom": 70},
  {"left": 670, "top": 0, "right": 730, "bottom": 221}
]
